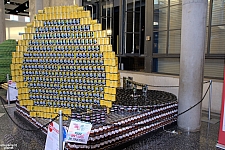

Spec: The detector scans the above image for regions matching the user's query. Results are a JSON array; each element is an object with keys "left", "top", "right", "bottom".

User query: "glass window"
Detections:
[
  {"left": 155, "top": 58, "right": 225, "bottom": 79},
  {"left": 121, "top": 57, "right": 145, "bottom": 71},
  {"left": 210, "top": 0, "right": 225, "bottom": 54},
  {"left": 101, "top": 17, "right": 112, "bottom": 31},
  {"left": 205, "top": 27, "right": 208, "bottom": 54},
  {"left": 83, "top": 0, "right": 118, "bottom": 53},
  {"left": 126, "top": 33, "right": 133, "bottom": 53},
  {"left": 170, "top": 0, "right": 182, "bottom": 5},
  {"left": 100, "top": 0, "right": 114, "bottom": 48},
  {"left": 154, "top": 0, "right": 168, "bottom": 9},
  {"left": 210, "top": 26, "right": 225, "bottom": 54},
  {"left": 168, "top": 30, "right": 181, "bottom": 54},
  {"left": 153, "top": 1, "right": 168, "bottom": 54},
  {"left": 134, "top": 12, "right": 140, "bottom": 32},
  {"left": 206, "top": 0, "right": 210, "bottom": 26},
  {"left": 168, "top": 3, "right": 182, "bottom": 54},
  {"left": 100, "top": 1, "right": 113, "bottom": 29},
  {"left": 113, "top": 6, "right": 119, "bottom": 54},
  {"left": 153, "top": 31, "right": 167, "bottom": 53},
  {"left": 212, "top": 0, "right": 225, "bottom": 26},
  {"left": 151, "top": 0, "right": 224, "bottom": 79},
  {"left": 126, "top": 11, "right": 133, "bottom": 32},
  {"left": 134, "top": 33, "right": 140, "bottom": 53},
  {"left": 169, "top": 5, "right": 181, "bottom": 30},
  {"left": 153, "top": 8, "right": 167, "bottom": 31},
  {"left": 157, "top": 58, "right": 180, "bottom": 75},
  {"left": 124, "top": 0, "right": 145, "bottom": 54},
  {"left": 204, "top": 59, "right": 224, "bottom": 78}
]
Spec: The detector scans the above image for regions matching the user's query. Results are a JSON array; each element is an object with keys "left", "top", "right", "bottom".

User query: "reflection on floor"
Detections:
[{"left": 0, "top": 101, "right": 221, "bottom": 150}]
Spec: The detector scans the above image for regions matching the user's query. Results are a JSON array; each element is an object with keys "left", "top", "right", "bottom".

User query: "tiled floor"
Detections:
[
  {"left": 117, "top": 118, "right": 221, "bottom": 150},
  {"left": 0, "top": 89, "right": 222, "bottom": 150},
  {"left": 0, "top": 104, "right": 46, "bottom": 150}
]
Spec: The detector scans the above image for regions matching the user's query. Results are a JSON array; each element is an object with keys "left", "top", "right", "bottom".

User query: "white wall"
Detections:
[
  {"left": 119, "top": 70, "right": 223, "bottom": 114},
  {"left": 6, "top": 27, "right": 25, "bottom": 40},
  {"left": 5, "top": 20, "right": 26, "bottom": 40}
]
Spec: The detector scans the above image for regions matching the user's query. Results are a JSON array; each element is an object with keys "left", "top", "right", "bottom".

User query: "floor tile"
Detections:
[{"left": 0, "top": 113, "right": 4, "bottom": 118}]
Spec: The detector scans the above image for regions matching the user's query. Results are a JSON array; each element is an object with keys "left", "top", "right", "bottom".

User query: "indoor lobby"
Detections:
[{"left": 0, "top": 0, "right": 224, "bottom": 150}]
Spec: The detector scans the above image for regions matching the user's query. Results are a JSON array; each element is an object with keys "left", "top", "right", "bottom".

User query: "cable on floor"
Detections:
[{"left": 0, "top": 96, "right": 58, "bottom": 132}]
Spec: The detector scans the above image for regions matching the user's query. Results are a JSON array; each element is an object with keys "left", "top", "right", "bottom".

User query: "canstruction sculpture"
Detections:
[{"left": 11, "top": 5, "right": 120, "bottom": 120}]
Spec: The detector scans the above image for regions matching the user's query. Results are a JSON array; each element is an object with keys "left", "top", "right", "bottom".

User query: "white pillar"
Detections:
[
  {"left": 0, "top": 0, "right": 6, "bottom": 43},
  {"left": 29, "top": 0, "right": 43, "bottom": 22},
  {"left": 178, "top": 0, "right": 208, "bottom": 132}
]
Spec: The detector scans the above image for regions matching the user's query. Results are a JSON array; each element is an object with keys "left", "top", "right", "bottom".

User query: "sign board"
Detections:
[
  {"left": 217, "top": 66, "right": 225, "bottom": 149},
  {"left": 66, "top": 119, "right": 92, "bottom": 144},
  {"left": 45, "top": 122, "right": 59, "bottom": 150},
  {"left": 7, "top": 80, "right": 18, "bottom": 101},
  {"left": 45, "top": 121, "right": 67, "bottom": 150}
]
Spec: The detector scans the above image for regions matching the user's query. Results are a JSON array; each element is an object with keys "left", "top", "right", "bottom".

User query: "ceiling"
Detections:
[{"left": 4, "top": 0, "right": 29, "bottom": 16}]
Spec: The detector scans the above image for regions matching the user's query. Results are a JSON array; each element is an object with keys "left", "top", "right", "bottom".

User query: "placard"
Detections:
[
  {"left": 45, "top": 121, "right": 67, "bottom": 150},
  {"left": 66, "top": 119, "right": 92, "bottom": 144},
  {"left": 7, "top": 80, "right": 18, "bottom": 101},
  {"left": 45, "top": 122, "right": 59, "bottom": 150},
  {"left": 217, "top": 66, "right": 225, "bottom": 148}
]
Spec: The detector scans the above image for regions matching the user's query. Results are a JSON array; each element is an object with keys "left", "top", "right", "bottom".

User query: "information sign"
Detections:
[
  {"left": 45, "top": 122, "right": 59, "bottom": 150},
  {"left": 217, "top": 66, "right": 225, "bottom": 149},
  {"left": 7, "top": 80, "right": 18, "bottom": 101},
  {"left": 66, "top": 119, "right": 92, "bottom": 144}
]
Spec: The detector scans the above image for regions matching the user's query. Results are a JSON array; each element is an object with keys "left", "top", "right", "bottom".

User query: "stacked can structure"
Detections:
[
  {"left": 15, "top": 87, "right": 178, "bottom": 149},
  {"left": 72, "top": 103, "right": 178, "bottom": 149},
  {"left": 11, "top": 5, "right": 120, "bottom": 120}
]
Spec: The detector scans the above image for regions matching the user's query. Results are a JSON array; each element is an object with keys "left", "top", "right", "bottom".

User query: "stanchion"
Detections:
[
  {"left": 6, "top": 74, "right": 10, "bottom": 105},
  {"left": 202, "top": 80, "right": 219, "bottom": 124},
  {"left": 59, "top": 110, "right": 63, "bottom": 150},
  {"left": 208, "top": 80, "right": 212, "bottom": 120}
]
